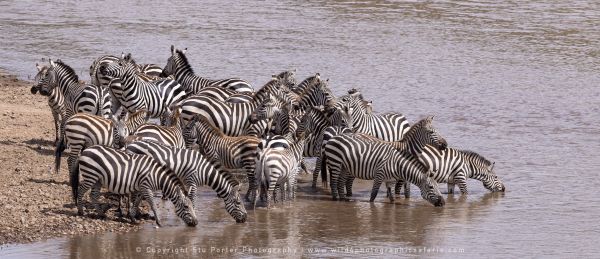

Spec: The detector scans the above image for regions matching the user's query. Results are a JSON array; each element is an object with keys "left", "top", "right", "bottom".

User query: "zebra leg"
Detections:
[
  {"left": 90, "top": 182, "right": 105, "bottom": 218},
  {"left": 337, "top": 173, "right": 348, "bottom": 201},
  {"left": 77, "top": 180, "right": 95, "bottom": 216},
  {"left": 67, "top": 154, "right": 80, "bottom": 203},
  {"left": 345, "top": 175, "right": 355, "bottom": 197},
  {"left": 142, "top": 189, "right": 162, "bottom": 227},
  {"left": 187, "top": 184, "right": 197, "bottom": 205},
  {"left": 370, "top": 175, "right": 384, "bottom": 202},
  {"left": 454, "top": 173, "right": 468, "bottom": 194},
  {"left": 312, "top": 156, "right": 322, "bottom": 188},
  {"left": 447, "top": 183, "right": 455, "bottom": 194},
  {"left": 394, "top": 180, "right": 403, "bottom": 195},
  {"left": 385, "top": 181, "right": 395, "bottom": 202},
  {"left": 129, "top": 193, "right": 143, "bottom": 224},
  {"left": 404, "top": 182, "right": 411, "bottom": 198}
]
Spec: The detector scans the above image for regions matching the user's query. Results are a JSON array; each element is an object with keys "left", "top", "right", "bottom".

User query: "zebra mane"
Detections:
[
  {"left": 52, "top": 60, "right": 80, "bottom": 82},
  {"left": 174, "top": 49, "right": 194, "bottom": 74},
  {"left": 298, "top": 76, "right": 327, "bottom": 97},
  {"left": 460, "top": 149, "right": 492, "bottom": 167}
]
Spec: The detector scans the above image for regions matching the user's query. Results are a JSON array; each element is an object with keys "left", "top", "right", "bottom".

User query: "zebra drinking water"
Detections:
[
  {"left": 322, "top": 134, "right": 445, "bottom": 206},
  {"left": 75, "top": 145, "right": 198, "bottom": 227},
  {"left": 125, "top": 140, "right": 247, "bottom": 223}
]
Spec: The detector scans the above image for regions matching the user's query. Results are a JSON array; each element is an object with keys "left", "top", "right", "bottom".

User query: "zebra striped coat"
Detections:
[
  {"left": 34, "top": 60, "right": 111, "bottom": 173},
  {"left": 75, "top": 145, "right": 198, "bottom": 226},
  {"left": 182, "top": 115, "right": 260, "bottom": 201},
  {"left": 63, "top": 110, "right": 149, "bottom": 201},
  {"left": 99, "top": 58, "right": 187, "bottom": 119},
  {"left": 322, "top": 134, "right": 445, "bottom": 206},
  {"left": 162, "top": 46, "right": 253, "bottom": 94},
  {"left": 133, "top": 109, "right": 185, "bottom": 148},
  {"left": 418, "top": 146, "right": 505, "bottom": 194},
  {"left": 254, "top": 132, "right": 306, "bottom": 209},
  {"left": 179, "top": 78, "right": 292, "bottom": 136},
  {"left": 125, "top": 140, "right": 247, "bottom": 222}
]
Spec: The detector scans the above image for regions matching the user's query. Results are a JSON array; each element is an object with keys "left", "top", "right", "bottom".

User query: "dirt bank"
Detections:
[{"left": 0, "top": 72, "right": 143, "bottom": 245}]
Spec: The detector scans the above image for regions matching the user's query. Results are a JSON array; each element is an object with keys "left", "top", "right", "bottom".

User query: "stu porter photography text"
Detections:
[{"left": 136, "top": 245, "right": 466, "bottom": 255}]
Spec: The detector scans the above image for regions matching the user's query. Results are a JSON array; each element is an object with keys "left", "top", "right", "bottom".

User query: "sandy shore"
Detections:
[{"left": 0, "top": 71, "right": 145, "bottom": 245}]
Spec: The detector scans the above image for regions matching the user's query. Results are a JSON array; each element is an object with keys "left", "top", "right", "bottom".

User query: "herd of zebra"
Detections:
[{"left": 29, "top": 45, "right": 505, "bottom": 227}]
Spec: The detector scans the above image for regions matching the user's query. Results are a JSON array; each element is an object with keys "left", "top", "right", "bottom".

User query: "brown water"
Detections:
[{"left": 1, "top": 0, "right": 600, "bottom": 257}]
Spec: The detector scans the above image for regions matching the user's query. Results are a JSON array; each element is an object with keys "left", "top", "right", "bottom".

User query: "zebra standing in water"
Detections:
[
  {"left": 162, "top": 46, "right": 254, "bottom": 94},
  {"left": 342, "top": 116, "right": 448, "bottom": 197},
  {"left": 179, "top": 77, "right": 295, "bottom": 136},
  {"left": 99, "top": 57, "right": 187, "bottom": 120},
  {"left": 125, "top": 140, "right": 247, "bottom": 223},
  {"left": 321, "top": 134, "right": 445, "bottom": 206},
  {"left": 33, "top": 59, "right": 111, "bottom": 173},
  {"left": 63, "top": 109, "right": 149, "bottom": 201},
  {"left": 75, "top": 145, "right": 198, "bottom": 227},
  {"left": 418, "top": 147, "right": 505, "bottom": 194},
  {"left": 132, "top": 107, "right": 186, "bottom": 148},
  {"left": 182, "top": 115, "right": 260, "bottom": 201}
]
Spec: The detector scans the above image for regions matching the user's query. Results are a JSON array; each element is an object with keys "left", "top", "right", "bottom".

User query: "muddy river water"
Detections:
[{"left": 1, "top": 0, "right": 599, "bottom": 257}]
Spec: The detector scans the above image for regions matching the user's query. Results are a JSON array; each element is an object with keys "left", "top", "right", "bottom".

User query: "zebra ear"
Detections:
[
  {"left": 49, "top": 59, "right": 55, "bottom": 67},
  {"left": 315, "top": 73, "right": 320, "bottom": 79},
  {"left": 36, "top": 63, "right": 42, "bottom": 72},
  {"left": 171, "top": 45, "right": 175, "bottom": 55},
  {"left": 490, "top": 162, "right": 495, "bottom": 171},
  {"left": 182, "top": 48, "right": 187, "bottom": 54}
]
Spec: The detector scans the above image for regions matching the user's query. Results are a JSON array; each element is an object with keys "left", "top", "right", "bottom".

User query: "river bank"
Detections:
[{"left": 0, "top": 71, "right": 144, "bottom": 245}]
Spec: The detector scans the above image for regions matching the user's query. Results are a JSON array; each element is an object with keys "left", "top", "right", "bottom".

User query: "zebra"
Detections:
[
  {"left": 182, "top": 115, "right": 260, "bottom": 201},
  {"left": 31, "top": 63, "right": 65, "bottom": 153},
  {"left": 273, "top": 69, "right": 296, "bottom": 89},
  {"left": 99, "top": 57, "right": 187, "bottom": 120},
  {"left": 179, "top": 77, "right": 295, "bottom": 136},
  {"left": 34, "top": 59, "right": 111, "bottom": 173},
  {"left": 321, "top": 134, "right": 445, "bottom": 206},
  {"left": 162, "top": 45, "right": 254, "bottom": 94},
  {"left": 254, "top": 131, "right": 307, "bottom": 209},
  {"left": 418, "top": 147, "right": 505, "bottom": 194},
  {"left": 335, "top": 93, "right": 410, "bottom": 142},
  {"left": 312, "top": 125, "right": 353, "bottom": 188},
  {"left": 74, "top": 145, "right": 198, "bottom": 227},
  {"left": 125, "top": 140, "right": 247, "bottom": 223},
  {"left": 296, "top": 74, "right": 337, "bottom": 109},
  {"left": 132, "top": 107, "right": 185, "bottom": 148},
  {"left": 341, "top": 116, "right": 448, "bottom": 197},
  {"left": 63, "top": 109, "right": 149, "bottom": 201}
]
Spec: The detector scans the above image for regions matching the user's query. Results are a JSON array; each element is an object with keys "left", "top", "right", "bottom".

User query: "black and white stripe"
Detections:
[
  {"left": 99, "top": 58, "right": 187, "bottom": 119},
  {"left": 321, "top": 134, "right": 445, "bottom": 206},
  {"left": 63, "top": 110, "right": 149, "bottom": 201},
  {"left": 179, "top": 78, "right": 292, "bottom": 136},
  {"left": 182, "top": 115, "right": 260, "bottom": 201},
  {"left": 125, "top": 140, "right": 247, "bottom": 222},
  {"left": 418, "top": 147, "right": 505, "bottom": 194},
  {"left": 162, "top": 46, "right": 253, "bottom": 94},
  {"left": 75, "top": 145, "right": 198, "bottom": 226}
]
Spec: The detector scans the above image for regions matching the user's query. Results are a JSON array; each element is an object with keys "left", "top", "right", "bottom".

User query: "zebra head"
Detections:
[
  {"left": 273, "top": 69, "right": 296, "bottom": 89},
  {"left": 182, "top": 115, "right": 203, "bottom": 150},
  {"left": 162, "top": 45, "right": 188, "bottom": 77},
  {"left": 173, "top": 189, "right": 198, "bottom": 227},
  {"left": 418, "top": 170, "right": 445, "bottom": 207},
  {"left": 32, "top": 63, "right": 50, "bottom": 95},
  {"left": 480, "top": 162, "right": 506, "bottom": 192},
  {"left": 405, "top": 116, "right": 448, "bottom": 152},
  {"left": 99, "top": 57, "right": 135, "bottom": 80},
  {"left": 250, "top": 94, "right": 281, "bottom": 123},
  {"left": 223, "top": 179, "right": 248, "bottom": 223},
  {"left": 324, "top": 102, "right": 354, "bottom": 128},
  {"left": 34, "top": 60, "right": 60, "bottom": 96}
]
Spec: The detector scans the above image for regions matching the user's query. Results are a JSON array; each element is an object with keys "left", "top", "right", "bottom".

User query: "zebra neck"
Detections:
[
  {"left": 175, "top": 65, "right": 196, "bottom": 82},
  {"left": 201, "top": 167, "right": 232, "bottom": 199}
]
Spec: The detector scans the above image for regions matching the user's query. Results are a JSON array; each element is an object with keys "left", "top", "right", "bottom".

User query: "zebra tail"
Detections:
[
  {"left": 71, "top": 160, "right": 80, "bottom": 204},
  {"left": 320, "top": 153, "right": 328, "bottom": 186},
  {"left": 54, "top": 137, "right": 66, "bottom": 173}
]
